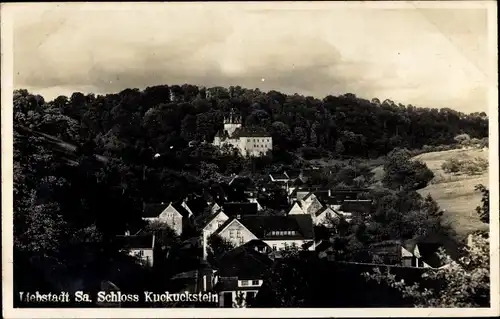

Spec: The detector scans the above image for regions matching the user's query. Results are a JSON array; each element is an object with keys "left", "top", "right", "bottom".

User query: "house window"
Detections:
[
  {"left": 239, "top": 237, "right": 244, "bottom": 244},
  {"left": 240, "top": 280, "right": 249, "bottom": 286},
  {"left": 284, "top": 243, "right": 289, "bottom": 250},
  {"left": 229, "top": 230, "right": 235, "bottom": 238},
  {"left": 236, "top": 230, "right": 241, "bottom": 237},
  {"left": 137, "top": 250, "right": 144, "bottom": 257},
  {"left": 272, "top": 245, "right": 277, "bottom": 251},
  {"left": 252, "top": 280, "right": 260, "bottom": 286}
]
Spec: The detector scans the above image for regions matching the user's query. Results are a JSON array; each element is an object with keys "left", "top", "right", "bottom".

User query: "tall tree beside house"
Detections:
[
  {"left": 207, "top": 234, "right": 236, "bottom": 265},
  {"left": 257, "top": 247, "right": 311, "bottom": 307},
  {"left": 475, "top": 184, "right": 490, "bottom": 224},
  {"left": 363, "top": 233, "right": 490, "bottom": 307}
]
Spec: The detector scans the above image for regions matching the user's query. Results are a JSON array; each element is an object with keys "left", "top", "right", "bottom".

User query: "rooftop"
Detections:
[
  {"left": 115, "top": 234, "right": 154, "bottom": 249},
  {"left": 142, "top": 201, "right": 192, "bottom": 218},
  {"left": 239, "top": 214, "right": 314, "bottom": 240},
  {"left": 215, "top": 245, "right": 273, "bottom": 279},
  {"left": 223, "top": 202, "right": 259, "bottom": 217}
]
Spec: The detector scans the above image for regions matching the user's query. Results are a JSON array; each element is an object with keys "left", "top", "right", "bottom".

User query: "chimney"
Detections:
[
  {"left": 125, "top": 230, "right": 130, "bottom": 236},
  {"left": 236, "top": 214, "right": 241, "bottom": 219}
]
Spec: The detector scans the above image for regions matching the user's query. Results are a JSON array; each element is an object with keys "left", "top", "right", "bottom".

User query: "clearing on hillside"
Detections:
[{"left": 373, "top": 148, "right": 489, "bottom": 238}]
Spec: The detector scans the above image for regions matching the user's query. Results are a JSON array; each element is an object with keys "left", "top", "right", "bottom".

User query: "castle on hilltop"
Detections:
[{"left": 213, "top": 109, "right": 272, "bottom": 157}]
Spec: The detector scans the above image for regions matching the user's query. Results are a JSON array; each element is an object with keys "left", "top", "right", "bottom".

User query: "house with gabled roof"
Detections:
[
  {"left": 213, "top": 245, "right": 273, "bottom": 307},
  {"left": 115, "top": 233, "right": 155, "bottom": 267},
  {"left": 302, "top": 194, "right": 325, "bottom": 217},
  {"left": 269, "top": 173, "right": 289, "bottom": 183},
  {"left": 207, "top": 214, "right": 316, "bottom": 254},
  {"left": 199, "top": 209, "right": 231, "bottom": 260},
  {"left": 284, "top": 170, "right": 300, "bottom": 181},
  {"left": 369, "top": 239, "right": 449, "bottom": 269},
  {"left": 314, "top": 206, "right": 341, "bottom": 226},
  {"left": 142, "top": 201, "right": 193, "bottom": 236},
  {"left": 335, "top": 199, "right": 373, "bottom": 221},
  {"left": 247, "top": 198, "right": 263, "bottom": 211},
  {"left": 288, "top": 201, "right": 306, "bottom": 215},
  {"left": 210, "top": 202, "right": 222, "bottom": 214}
]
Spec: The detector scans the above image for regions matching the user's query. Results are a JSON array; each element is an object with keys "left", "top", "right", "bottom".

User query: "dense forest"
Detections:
[{"left": 13, "top": 85, "right": 489, "bottom": 307}]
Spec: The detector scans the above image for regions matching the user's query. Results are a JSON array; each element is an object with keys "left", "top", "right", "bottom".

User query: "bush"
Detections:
[
  {"left": 441, "top": 158, "right": 461, "bottom": 173},
  {"left": 382, "top": 148, "right": 434, "bottom": 191},
  {"left": 299, "top": 146, "right": 323, "bottom": 160},
  {"left": 442, "top": 157, "right": 488, "bottom": 175}
]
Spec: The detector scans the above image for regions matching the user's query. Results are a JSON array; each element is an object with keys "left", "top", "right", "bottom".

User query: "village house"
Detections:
[
  {"left": 213, "top": 109, "right": 273, "bottom": 157},
  {"left": 213, "top": 245, "right": 273, "bottom": 307},
  {"left": 269, "top": 172, "right": 290, "bottom": 183},
  {"left": 212, "top": 214, "right": 316, "bottom": 252},
  {"left": 314, "top": 206, "right": 341, "bottom": 226},
  {"left": 369, "top": 239, "right": 448, "bottom": 269},
  {"left": 142, "top": 201, "right": 193, "bottom": 236},
  {"left": 228, "top": 175, "right": 259, "bottom": 201},
  {"left": 198, "top": 209, "right": 231, "bottom": 260},
  {"left": 115, "top": 232, "right": 155, "bottom": 267}
]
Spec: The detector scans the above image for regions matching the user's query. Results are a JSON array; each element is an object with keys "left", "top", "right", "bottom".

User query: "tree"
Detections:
[
  {"left": 207, "top": 234, "right": 235, "bottom": 263},
  {"left": 335, "top": 139, "right": 345, "bottom": 156},
  {"left": 475, "top": 184, "right": 490, "bottom": 224},
  {"left": 363, "top": 233, "right": 490, "bottom": 307},
  {"left": 382, "top": 148, "right": 434, "bottom": 190},
  {"left": 258, "top": 247, "right": 311, "bottom": 307}
]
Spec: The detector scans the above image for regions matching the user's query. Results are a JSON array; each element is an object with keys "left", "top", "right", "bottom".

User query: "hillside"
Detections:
[
  {"left": 16, "top": 126, "right": 109, "bottom": 165},
  {"left": 373, "top": 148, "right": 489, "bottom": 238}
]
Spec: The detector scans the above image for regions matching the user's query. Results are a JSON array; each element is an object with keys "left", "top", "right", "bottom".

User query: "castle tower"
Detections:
[{"left": 223, "top": 109, "right": 242, "bottom": 137}]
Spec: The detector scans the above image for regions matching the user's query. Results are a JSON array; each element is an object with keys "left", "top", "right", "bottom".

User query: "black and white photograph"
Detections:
[{"left": 2, "top": 1, "right": 499, "bottom": 318}]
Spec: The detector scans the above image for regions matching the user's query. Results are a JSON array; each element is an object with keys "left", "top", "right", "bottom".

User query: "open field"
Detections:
[{"left": 374, "top": 148, "right": 489, "bottom": 238}]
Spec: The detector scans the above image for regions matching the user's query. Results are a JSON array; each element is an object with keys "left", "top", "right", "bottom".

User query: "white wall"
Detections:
[
  {"left": 242, "top": 137, "right": 272, "bottom": 157},
  {"left": 218, "top": 220, "right": 258, "bottom": 247},
  {"left": 288, "top": 202, "right": 306, "bottom": 215},
  {"left": 158, "top": 205, "right": 184, "bottom": 236},
  {"left": 129, "top": 248, "right": 154, "bottom": 267},
  {"left": 224, "top": 123, "right": 242, "bottom": 137},
  {"left": 202, "top": 212, "right": 230, "bottom": 260}
]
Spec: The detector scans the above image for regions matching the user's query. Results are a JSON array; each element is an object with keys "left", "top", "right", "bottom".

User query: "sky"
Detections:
[{"left": 10, "top": 2, "right": 495, "bottom": 113}]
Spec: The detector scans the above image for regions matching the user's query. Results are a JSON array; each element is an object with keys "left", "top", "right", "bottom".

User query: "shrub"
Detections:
[{"left": 441, "top": 158, "right": 461, "bottom": 173}]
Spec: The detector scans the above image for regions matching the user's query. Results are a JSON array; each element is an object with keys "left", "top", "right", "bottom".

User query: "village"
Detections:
[{"left": 118, "top": 167, "right": 449, "bottom": 308}]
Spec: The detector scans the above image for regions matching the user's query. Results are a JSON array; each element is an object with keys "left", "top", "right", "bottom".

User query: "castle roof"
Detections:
[{"left": 231, "top": 126, "right": 270, "bottom": 138}]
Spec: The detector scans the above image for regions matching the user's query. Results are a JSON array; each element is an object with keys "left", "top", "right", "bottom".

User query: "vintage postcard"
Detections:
[{"left": 1, "top": 1, "right": 498, "bottom": 318}]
